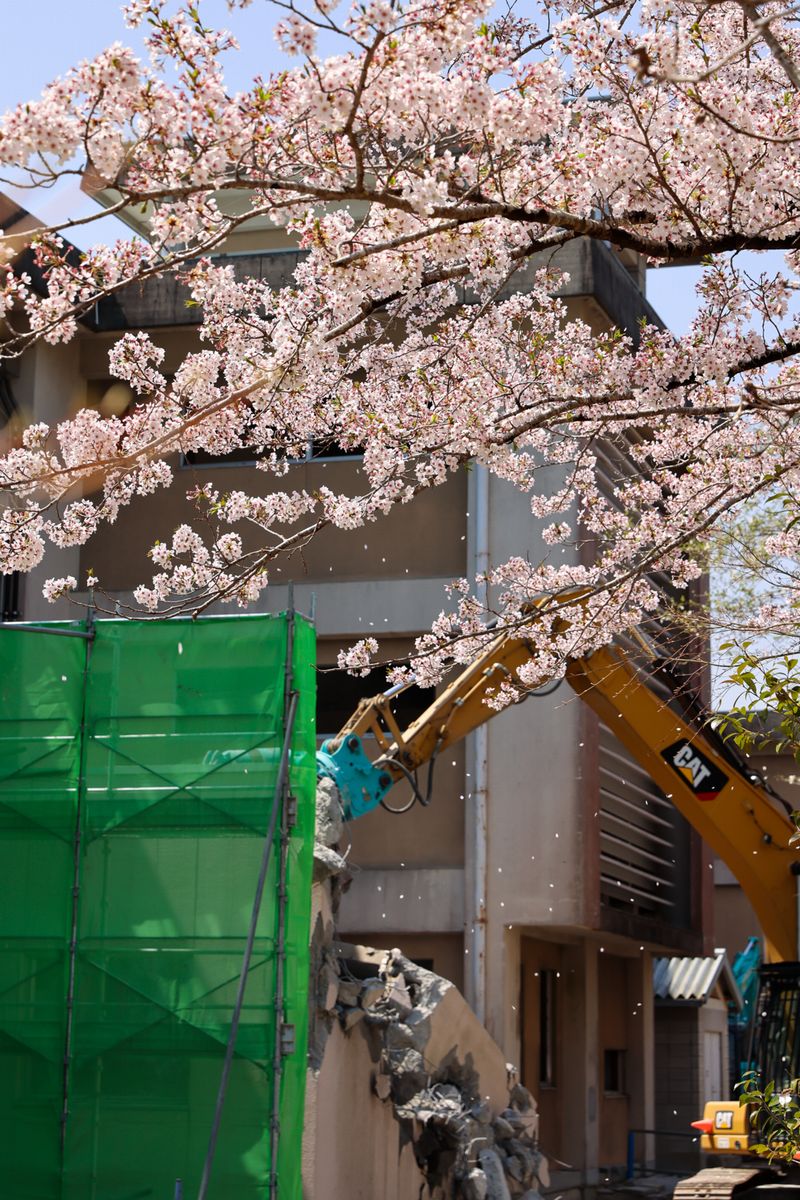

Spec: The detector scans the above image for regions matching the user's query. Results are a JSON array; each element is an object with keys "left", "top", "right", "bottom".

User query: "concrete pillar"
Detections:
[
  {"left": 464, "top": 464, "right": 489, "bottom": 1021},
  {"left": 484, "top": 919, "right": 522, "bottom": 1065},
  {"left": 484, "top": 914, "right": 502, "bottom": 1044},
  {"left": 627, "top": 951, "right": 656, "bottom": 1169},
  {"left": 561, "top": 939, "right": 599, "bottom": 1186},
  {"left": 464, "top": 730, "right": 487, "bottom": 1020},
  {"left": 21, "top": 342, "right": 83, "bottom": 622}
]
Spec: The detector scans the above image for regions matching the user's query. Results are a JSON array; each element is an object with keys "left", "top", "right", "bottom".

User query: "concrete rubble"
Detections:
[
  {"left": 313, "top": 776, "right": 349, "bottom": 883},
  {"left": 316, "top": 941, "right": 549, "bottom": 1199},
  {"left": 310, "top": 778, "right": 550, "bottom": 1200}
]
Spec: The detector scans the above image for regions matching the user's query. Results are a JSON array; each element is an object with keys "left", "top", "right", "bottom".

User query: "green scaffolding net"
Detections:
[{"left": 0, "top": 612, "right": 316, "bottom": 1200}]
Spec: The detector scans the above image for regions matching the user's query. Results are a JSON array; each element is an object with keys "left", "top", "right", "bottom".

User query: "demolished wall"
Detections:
[{"left": 303, "top": 779, "right": 550, "bottom": 1200}]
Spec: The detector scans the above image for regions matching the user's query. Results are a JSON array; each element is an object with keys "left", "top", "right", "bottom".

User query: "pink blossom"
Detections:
[
  {"left": 0, "top": 0, "right": 796, "bottom": 681},
  {"left": 42, "top": 576, "right": 77, "bottom": 603},
  {"left": 338, "top": 638, "right": 379, "bottom": 676}
]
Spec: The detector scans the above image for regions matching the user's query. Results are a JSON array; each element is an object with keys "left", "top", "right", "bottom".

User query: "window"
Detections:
[
  {"left": 309, "top": 438, "right": 363, "bottom": 460},
  {"left": 181, "top": 445, "right": 260, "bottom": 468},
  {"left": 181, "top": 438, "right": 364, "bottom": 469},
  {"left": 603, "top": 1048, "right": 626, "bottom": 1095},
  {"left": 539, "top": 969, "right": 556, "bottom": 1086},
  {"left": 316, "top": 668, "right": 435, "bottom": 739},
  {"left": 0, "top": 372, "right": 15, "bottom": 426},
  {"left": 0, "top": 572, "right": 20, "bottom": 622}
]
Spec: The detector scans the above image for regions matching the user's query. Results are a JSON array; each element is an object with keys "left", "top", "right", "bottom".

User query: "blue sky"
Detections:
[{"left": 0, "top": 1, "right": 294, "bottom": 246}]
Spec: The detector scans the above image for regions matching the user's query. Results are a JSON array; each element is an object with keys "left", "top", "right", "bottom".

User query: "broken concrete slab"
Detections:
[
  {"left": 390, "top": 1048, "right": 430, "bottom": 1100},
  {"left": 463, "top": 1168, "right": 489, "bottom": 1200},
  {"left": 336, "top": 978, "right": 361, "bottom": 1007},
  {"left": 340, "top": 944, "right": 545, "bottom": 1196},
  {"left": 344, "top": 1006, "right": 365, "bottom": 1030},
  {"left": 332, "top": 941, "right": 386, "bottom": 978},
  {"left": 505, "top": 1109, "right": 538, "bottom": 1141},
  {"left": 385, "top": 973, "right": 413, "bottom": 1018},
  {"left": 315, "top": 776, "right": 344, "bottom": 848},
  {"left": 505, "top": 1155, "right": 523, "bottom": 1183},
  {"left": 313, "top": 843, "right": 348, "bottom": 883},
  {"left": 398, "top": 1007, "right": 431, "bottom": 1051},
  {"left": 318, "top": 962, "right": 340, "bottom": 1013},
  {"left": 471, "top": 1100, "right": 492, "bottom": 1125},
  {"left": 509, "top": 1084, "right": 535, "bottom": 1113},
  {"left": 479, "top": 1149, "right": 512, "bottom": 1200},
  {"left": 467, "top": 1132, "right": 495, "bottom": 1162},
  {"left": 434, "top": 1082, "right": 462, "bottom": 1101},
  {"left": 360, "top": 977, "right": 385, "bottom": 1008},
  {"left": 310, "top": 922, "right": 547, "bottom": 1200},
  {"left": 385, "top": 1020, "right": 420, "bottom": 1052},
  {"left": 396, "top": 1082, "right": 465, "bottom": 1126},
  {"left": 506, "top": 1140, "right": 537, "bottom": 1184},
  {"left": 418, "top": 987, "right": 509, "bottom": 1110}
]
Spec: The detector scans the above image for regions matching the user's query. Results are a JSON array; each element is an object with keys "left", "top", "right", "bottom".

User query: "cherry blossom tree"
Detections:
[{"left": 1, "top": 0, "right": 800, "bottom": 686}]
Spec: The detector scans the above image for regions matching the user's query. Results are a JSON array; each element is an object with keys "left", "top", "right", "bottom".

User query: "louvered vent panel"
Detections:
[
  {"left": 598, "top": 721, "right": 690, "bottom": 924},
  {"left": 591, "top": 435, "right": 698, "bottom": 929}
]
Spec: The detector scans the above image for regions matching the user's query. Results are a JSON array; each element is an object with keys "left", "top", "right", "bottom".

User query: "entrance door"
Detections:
[{"left": 704, "top": 1030, "right": 723, "bottom": 1101}]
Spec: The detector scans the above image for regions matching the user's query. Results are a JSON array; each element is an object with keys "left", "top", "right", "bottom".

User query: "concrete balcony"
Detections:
[{"left": 86, "top": 238, "right": 662, "bottom": 339}]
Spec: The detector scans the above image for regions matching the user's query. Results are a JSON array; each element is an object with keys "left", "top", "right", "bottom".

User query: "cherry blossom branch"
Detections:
[{"left": 736, "top": 0, "right": 800, "bottom": 91}]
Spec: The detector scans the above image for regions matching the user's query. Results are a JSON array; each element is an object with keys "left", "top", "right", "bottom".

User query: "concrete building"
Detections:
[{"left": 1, "top": 195, "right": 715, "bottom": 1191}]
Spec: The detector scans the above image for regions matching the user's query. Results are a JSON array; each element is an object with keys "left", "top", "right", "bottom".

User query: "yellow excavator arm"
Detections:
[
  {"left": 568, "top": 644, "right": 797, "bottom": 963},
  {"left": 316, "top": 608, "right": 799, "bottom": 962}
]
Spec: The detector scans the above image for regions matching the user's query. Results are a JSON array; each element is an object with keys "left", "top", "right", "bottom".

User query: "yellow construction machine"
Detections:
[{"left": 316, "top": 599, "right": 800, "bottom": 1195}]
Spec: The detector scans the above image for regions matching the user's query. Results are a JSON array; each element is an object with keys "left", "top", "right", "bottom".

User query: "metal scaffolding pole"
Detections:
[{"left": 196, "top": 593, "right": 298, "bottom": 1200}]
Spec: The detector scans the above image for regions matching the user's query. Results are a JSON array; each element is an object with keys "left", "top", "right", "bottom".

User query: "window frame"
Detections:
[
  {"left": 603, "top": 1047, "right": 627, "bottom": 1097},
  {"left": 539, "top": 968, "right": 557, "bottom": 1088}
]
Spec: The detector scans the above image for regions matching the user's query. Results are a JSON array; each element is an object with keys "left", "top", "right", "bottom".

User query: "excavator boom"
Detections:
[
  {"left": 317, "top": 610, "right": 799, "bottom": 962},
  {"left": 568, "top": 645, "right": 797, "bottom": 963},
  {"left": 315, "top": 601, "right": 800, "bottom": 1193}
]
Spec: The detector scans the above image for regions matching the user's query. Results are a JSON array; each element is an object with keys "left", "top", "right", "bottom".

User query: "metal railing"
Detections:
[{"left": 626, "top": 1128, "right": 699, "bottom": 1180}]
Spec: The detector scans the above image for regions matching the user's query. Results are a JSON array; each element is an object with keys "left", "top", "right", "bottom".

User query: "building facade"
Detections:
[{"left": 2, "top": 197, "right": 713, "bottom": 1189}]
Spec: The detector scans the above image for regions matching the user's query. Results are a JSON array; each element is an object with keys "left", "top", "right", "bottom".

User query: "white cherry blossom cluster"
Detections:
[{"left": 1, "top": 0, "right": 800, "bottom": 681}]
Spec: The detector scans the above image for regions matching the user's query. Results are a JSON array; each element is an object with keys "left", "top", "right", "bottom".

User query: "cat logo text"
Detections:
[{"left": 661, "top": 740, "right": 729, "bottom": 802}]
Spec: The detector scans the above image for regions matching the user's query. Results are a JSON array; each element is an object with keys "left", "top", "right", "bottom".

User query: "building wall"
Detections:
[
  {"left": 12, "top": 340, "right": 83, "bottom": 622},
  {"left": 520, "top": 936, "right": 566, "bottom": 1162},
  {"left": 713, "top": 867, "right": 760, "bottom": 960},
  {"left": 654, "top": 1006, "right": 701, "bottom": 1172},
  {"left": 80, "top": 456, "right": 467, "bottom": 591},
  {"left": 304, "top": 1019, "right": 425, "bottom": 1200},
  {"left": 519, "top": 936, "right": 654, "bottom": 1179},
  {"left": 519, "top": 935, "right": 603, "bottom": 1188},
  {"left": 598, "top": 955, "right": 631, "bottom": 1170}
]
